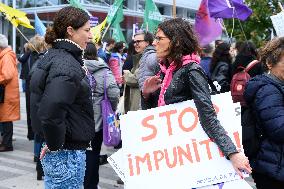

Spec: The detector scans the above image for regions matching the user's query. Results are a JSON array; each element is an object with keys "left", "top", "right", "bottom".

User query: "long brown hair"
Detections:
[{"left": 157, "top": 18, "right": 201, "bottom": 67}]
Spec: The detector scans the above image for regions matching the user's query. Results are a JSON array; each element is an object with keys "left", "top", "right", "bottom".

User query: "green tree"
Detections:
[{"left": 224, "top": 0, "right": 281, "bottom": 47}]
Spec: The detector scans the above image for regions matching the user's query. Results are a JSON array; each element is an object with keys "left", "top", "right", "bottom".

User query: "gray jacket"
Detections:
[
  {"left": 138, "top": 46, "right": 160, "bottom": 90},
  {"left": 85, "top": 59, "right": 120, "bottom": 132}
]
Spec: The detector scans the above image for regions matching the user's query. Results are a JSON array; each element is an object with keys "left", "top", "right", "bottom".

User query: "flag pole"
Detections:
[
  {"left": 173, "top": 0, "right": 176, "bottom": 18},
  {"left": 102, "top": 23, "right": 111, "bottom": 40},
  {"left": 146, "top": 22, "right": 148, "bottom": 32},
  {"left": 16, "top": 27, "right": 39, "bottom": 54}
]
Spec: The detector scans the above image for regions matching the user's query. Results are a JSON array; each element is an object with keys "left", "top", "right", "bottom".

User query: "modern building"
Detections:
[{"left": 0, "top": 0, "right": 201, "bottom": 53}]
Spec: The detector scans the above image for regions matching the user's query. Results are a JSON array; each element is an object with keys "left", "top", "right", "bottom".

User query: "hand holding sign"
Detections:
[{"left": 228, "top": 152, "right": 252, "bottom": 178}]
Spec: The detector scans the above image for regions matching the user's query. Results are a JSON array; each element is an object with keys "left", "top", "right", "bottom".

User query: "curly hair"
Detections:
[
  {"left": 260, "top": 37, "right": 284, "bottom": 71},
  {"left": 27, "top": 35, "right": 47, "bottom": 53},
  {"left": 157, "top": 18, "right": 201, "bottom": 66},
  {"left": 210, "top": 42, "right": 232, "bottom": 73},
  {"left": 45, "top": 6, "right": 90, "bottom": 45}
]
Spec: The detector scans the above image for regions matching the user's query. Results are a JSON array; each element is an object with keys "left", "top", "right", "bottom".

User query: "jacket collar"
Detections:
[{"left": 53, "top": 39, "right": 84, "bottom": 66}]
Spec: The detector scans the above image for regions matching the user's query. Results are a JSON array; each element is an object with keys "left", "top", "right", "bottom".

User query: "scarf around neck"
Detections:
[{"left": 158, "top": 54, "right": 201, "bottom": 107}]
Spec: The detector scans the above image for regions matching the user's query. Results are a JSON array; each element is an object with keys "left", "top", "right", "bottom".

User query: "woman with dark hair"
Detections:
[
  {"left": 29, "top": 6, "right": 95, "bottom": 188},
  {"left": 142, "top": 18, "right": 251, "bottom": 177},
  {"left": 210, "top": 42, "right": 232, "bottom": 93},
  {"left": 122, "top": 40, "right": 137, "bottom": 71},
  {"left": 84, "top": 42, "right": 120, "bottom": 189},
  {"left": 108, "top": 41, "right": 125, "bottom": 85},
  {"left": 232, "top": 41, "right": 263, "bottom": 76},
  {"left": 244, "top": 37, "right": 284, "bottom": 189}
]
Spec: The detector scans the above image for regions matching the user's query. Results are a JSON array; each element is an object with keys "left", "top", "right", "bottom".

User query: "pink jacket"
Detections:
[{"left": 108, "top": 57, "right": 122, "bottom": 85}]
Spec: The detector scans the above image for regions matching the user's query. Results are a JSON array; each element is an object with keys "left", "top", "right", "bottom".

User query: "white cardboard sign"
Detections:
[
  {"left": 115, "top": 92, "right": 248, "bottom": 189},
  {"left": 271, "top": 12, "right": 284, "bottom": 37}
]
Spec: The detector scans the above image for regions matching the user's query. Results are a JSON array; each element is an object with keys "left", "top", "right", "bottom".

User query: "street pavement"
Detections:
[
  {"left": 0, "top": 93, "right": 123, "bottom": 189},
  {"left": 0, "top": 92, "right": 256, "bottom": 189}
]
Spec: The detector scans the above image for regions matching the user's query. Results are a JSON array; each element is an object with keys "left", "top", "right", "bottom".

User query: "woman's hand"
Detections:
[
  {"left": 40, "top": 145, "right": 50, "bottom": 160},
  {"left": 229, "top": 152, "right": 252, "bottom": 178},
  {"left": 142, "top": 76, "right": 162, "bottom": 99}
]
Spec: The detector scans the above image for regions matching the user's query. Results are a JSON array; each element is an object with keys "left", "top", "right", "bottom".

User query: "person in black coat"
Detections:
[
  {"left": 18, "top": 36, "right": 47, "bottom": 141},
  {"left": 29, "top": 7, "right": 95, "bottom": 188},
  {"left": 232, "top": 41, "right": 263, "bottom": 77},
  {"left": 210, "top": 42, "right": 232, "bottom": 93},
  {"left": 244, "top": 37, "right": 284, "bottom": 189}
]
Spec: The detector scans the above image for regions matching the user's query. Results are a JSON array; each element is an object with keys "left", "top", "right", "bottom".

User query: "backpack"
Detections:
[
  {"left": 230, "top": 60, "right": 260, "bottom": 106},
  {"left": 242, "top": 106, "right": 263, "bottom": 159}
]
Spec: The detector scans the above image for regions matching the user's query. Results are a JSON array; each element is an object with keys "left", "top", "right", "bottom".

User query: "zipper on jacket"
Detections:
[{"left": 277, "top": 146, "right": 284, "bottom": 171}]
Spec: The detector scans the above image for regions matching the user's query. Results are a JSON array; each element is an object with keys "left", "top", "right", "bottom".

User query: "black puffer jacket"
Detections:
[
  {"left": 143, "top": 62, "right": 238, "bottom": 157},
  {"left": 30, "top": 40, "right": 95, "bottom": 151}
]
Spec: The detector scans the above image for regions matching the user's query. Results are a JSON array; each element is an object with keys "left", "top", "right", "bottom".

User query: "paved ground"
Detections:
[
  {"left": 0, "top": 93, "right": 123, "bottom": 189},
  {"left": 0, "top": 92, "right": 256, "bottom": 189}
]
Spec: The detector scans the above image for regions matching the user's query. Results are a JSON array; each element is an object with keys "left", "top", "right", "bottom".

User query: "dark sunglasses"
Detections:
[{"left": 133, "top": 40, "right": 145, "bottom": 44}]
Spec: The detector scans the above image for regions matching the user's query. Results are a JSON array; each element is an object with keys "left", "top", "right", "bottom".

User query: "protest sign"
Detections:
[
  {"left": 271, "top": 12, "right": 284, "bottom": 37},
  {"left": 117, "top": 92, "right": 247, "bottom": 188},
  {"left": 198, "top": 179, "right": 252, "bottom": 189},
  {"left": 107, "top": 149, "right": 126, "bottom": 183},
  {"left": 108, "top": 149, "right": 252, "bottom": 189}
]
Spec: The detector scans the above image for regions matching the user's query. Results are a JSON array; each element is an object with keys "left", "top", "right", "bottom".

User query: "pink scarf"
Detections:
[{"left": 158, "top": 54, "right": 201, "bottom": 107}]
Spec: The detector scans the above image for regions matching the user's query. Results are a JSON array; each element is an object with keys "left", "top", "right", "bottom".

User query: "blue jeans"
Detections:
[{"left": 41, "top": 150, "right": 86, "bottom": 189}]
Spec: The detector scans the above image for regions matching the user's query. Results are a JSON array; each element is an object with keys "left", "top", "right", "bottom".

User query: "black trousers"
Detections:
[
  {"left": 252, "top": 172, "right": 284, "bottom": 189},
  {"left": 84, "top": 130, "right": 103, "bottom": 189},
  {"left": 1, "top": 121, "right": 13, "bottom": 147},
  {"left": 25, "top": 80, "right": 34, "bottom": 140}
]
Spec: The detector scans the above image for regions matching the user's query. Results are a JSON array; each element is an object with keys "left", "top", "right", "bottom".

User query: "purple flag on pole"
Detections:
[
  {"left": 208, "top": 0, "right": 252, "bottom": 21},
  {"left": 194, "top": 0, "right": 222, "bottom": 47}
]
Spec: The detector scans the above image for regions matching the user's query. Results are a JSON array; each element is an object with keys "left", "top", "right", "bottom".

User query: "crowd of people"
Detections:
[{"left": 0, "top": 5, "right": 284, "bottom": 189}]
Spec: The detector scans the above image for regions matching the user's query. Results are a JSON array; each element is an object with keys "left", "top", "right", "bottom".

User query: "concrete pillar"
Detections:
[
  {"left": 12, "top": 0, "right": 16, "bottom": 52},
  {"left": 164, "top": 5, "right": 172, "bottom": 16},
  {"left": 127, "top": 0, "right": 138, "bottom": 10},
  {"left": 0, "top": 0, "right": 10, "bottom": 41}
]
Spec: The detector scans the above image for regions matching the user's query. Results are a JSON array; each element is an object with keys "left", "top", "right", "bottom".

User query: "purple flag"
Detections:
[
  {"left": 194, "top": 0, "right": 222, "bottom": 47},
  {"left": 208, "top": 0, "right": 252, "bottom": 21}
]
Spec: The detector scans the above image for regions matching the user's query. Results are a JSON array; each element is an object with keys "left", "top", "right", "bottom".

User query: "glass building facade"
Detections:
[{"left": 1, "top": 0, "right": 200, "bottom": 54}]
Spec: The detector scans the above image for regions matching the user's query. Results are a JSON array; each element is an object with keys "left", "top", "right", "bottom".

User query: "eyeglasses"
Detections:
[
  {"left": 154, "top": 36, "right": 168, "bottom": 42},
  {"left": 133, "top": 40, "right": 145, "bottom": 45}
]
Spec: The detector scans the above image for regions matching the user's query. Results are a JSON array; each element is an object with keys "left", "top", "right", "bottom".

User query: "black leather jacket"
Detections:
[
  {"left": 30, "top": 40, "right": 95, "bottom": 151},
  {"left": 143, "top": 62, "right": 238, "bottom": 157}
]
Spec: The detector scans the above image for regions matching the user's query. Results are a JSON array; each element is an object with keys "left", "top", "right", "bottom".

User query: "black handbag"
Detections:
[{"left": 0, "top": 84, "right": 4, "bottom": 103}]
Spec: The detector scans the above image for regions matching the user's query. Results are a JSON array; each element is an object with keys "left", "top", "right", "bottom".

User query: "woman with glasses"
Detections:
[{"left": 142, "top": 18, "right": 252, "bottom": 178}]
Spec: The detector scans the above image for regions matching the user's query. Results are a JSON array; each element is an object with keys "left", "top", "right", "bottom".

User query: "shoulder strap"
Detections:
[
  {"left": 245, "top": 60, "right": 259, "bottom": 72},
  {"left": 103, "top": 70, "right": 108, "bottom": 100}
]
